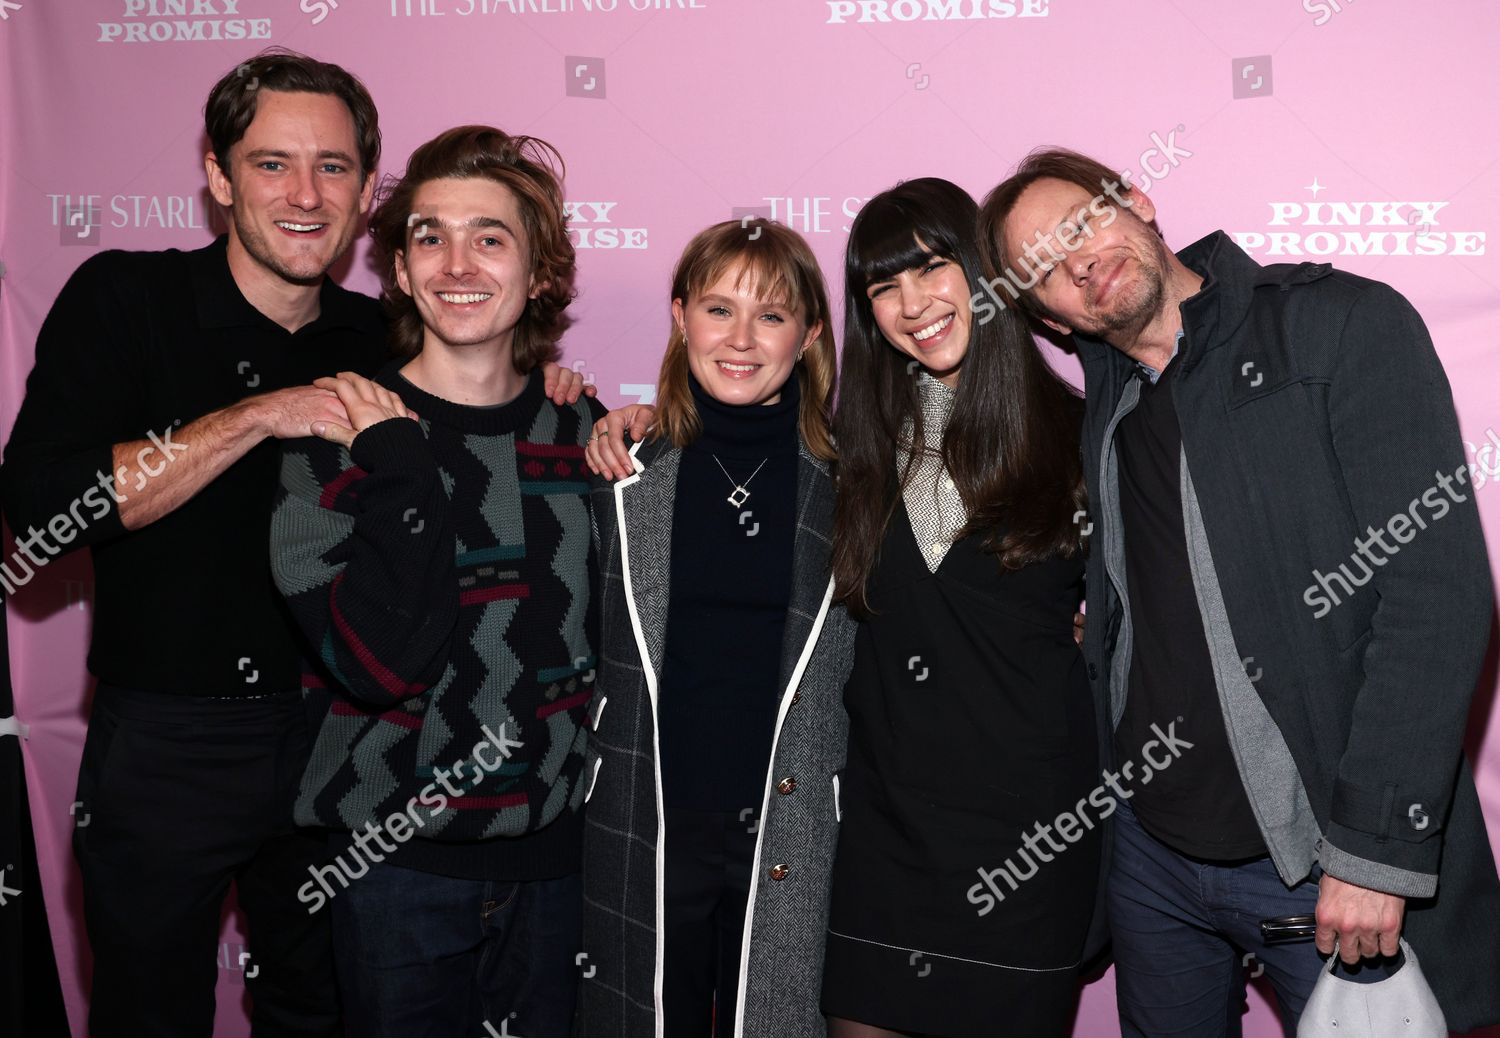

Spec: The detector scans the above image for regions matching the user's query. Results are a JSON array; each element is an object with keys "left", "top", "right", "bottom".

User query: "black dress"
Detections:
[{"left": 821, "top": 503, "right": 1100, "bottom": 1038}]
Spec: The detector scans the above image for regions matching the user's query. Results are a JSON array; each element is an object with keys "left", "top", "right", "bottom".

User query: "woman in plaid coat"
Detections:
[{"left": 576, "top": 218, "right": 857, "bottom": 1038}]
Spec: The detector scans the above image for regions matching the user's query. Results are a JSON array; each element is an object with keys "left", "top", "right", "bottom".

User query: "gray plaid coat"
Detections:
[{"left": 576, "top": 435, "right": 857, "bottom": 1038}]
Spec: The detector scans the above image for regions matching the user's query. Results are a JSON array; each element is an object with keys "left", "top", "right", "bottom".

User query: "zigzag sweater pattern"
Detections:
[{"left": 271, "top": 364, "right": 602, "bottom": 845}]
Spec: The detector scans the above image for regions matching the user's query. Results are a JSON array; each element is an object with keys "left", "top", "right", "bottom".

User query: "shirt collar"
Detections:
[
  {"left": 1136, "top": 329, "right": 1186, "bottom": 385},
  {"left": 190, "top": 234, "right": 382, "bottom": 337}
]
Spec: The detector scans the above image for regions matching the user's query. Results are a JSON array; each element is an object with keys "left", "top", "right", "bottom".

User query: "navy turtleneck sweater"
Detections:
[{"left": 658, "top": 371, "right": 801, "bottom": 813}]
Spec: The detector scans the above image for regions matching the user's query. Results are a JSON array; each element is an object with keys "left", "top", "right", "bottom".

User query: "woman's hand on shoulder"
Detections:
[{"left": 587, "top": 405, "right": 656, "bottom": 481}]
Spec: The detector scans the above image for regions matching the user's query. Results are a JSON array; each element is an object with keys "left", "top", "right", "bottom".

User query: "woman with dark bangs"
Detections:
[
  {"left": 584, "top": 185, "right": 1103, "bottom": 1037},
  {"left": 819, "top": 178, "right": 1101, "bottom": 1038}
]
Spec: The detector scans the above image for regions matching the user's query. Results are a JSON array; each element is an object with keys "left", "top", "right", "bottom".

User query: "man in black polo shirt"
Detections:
[
  {"left": 0, "top": 52, "right": 590, "bottom": 1037},
  {"left": 980, "top": 150, "right": 1500, "bottom": 1035},
  {"left": 0, "top": 51, "right": 383, "bottom": 1038}
]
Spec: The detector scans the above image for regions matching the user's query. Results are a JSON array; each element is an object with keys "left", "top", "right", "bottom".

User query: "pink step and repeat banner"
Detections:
[{"left": 3, "top": 1, "right": 1500, "bottom": 1034}]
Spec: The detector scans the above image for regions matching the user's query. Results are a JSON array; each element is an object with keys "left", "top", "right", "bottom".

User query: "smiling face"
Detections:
[
  {"left": 206, "top": 89, "right": 373, "bottom": 288},
  {"left": 673, "top": 261, "right": 821, "bottom": 407},
  {"left": 864, "top": 245, "right": 971, "bottom": 387},
  {"left": 394, "top": 176, "right": 539, "bottom": 358},
  {"left": 1000, "top": 176, "right": 1171, "bottom": 341}
]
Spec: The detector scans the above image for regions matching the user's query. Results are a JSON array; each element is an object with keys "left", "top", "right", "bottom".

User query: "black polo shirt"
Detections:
[
  {"left": 1113, "top": 349, "right": 1267, "bottom": 860},
  {"left": 1, "top": 236, "right": 387, "bottom": 696}
]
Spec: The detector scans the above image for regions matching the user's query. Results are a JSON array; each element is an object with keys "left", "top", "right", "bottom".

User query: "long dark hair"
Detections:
[{"left": 831, "top": 177, "right": 1086, "bottom": 617}]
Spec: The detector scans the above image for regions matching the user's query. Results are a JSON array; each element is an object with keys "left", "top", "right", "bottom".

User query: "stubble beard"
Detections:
[
  {"left": 1089, "top": 240, "right": 1170, "bottom": 342},
  {"left": 233, "top": 207, "right": 349, "bottom": 287}
]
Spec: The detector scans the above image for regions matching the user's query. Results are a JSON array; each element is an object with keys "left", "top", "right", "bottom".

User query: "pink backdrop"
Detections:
[{"left": 3, "top": 2, "right": 1500, "bottom": 1034}]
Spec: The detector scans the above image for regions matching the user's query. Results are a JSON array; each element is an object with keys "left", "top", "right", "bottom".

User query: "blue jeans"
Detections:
[
  {"left": 331, "top": 861, "right": 581, "bottom": 1038},
  {"left": 1109, "top": 801, "right": 1325, "bottom": 1037}
]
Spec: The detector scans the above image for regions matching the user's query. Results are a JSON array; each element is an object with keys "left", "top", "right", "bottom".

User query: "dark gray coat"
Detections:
[
  {"left": 1079, "top": 231, "right": 1500, "bottom": 1030},
  {"left": 576, "top": 435, "right": 857, "bottom": 1038}
]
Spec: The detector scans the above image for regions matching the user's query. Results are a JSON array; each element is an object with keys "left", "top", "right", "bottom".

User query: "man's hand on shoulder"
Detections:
[
  {"left": 542, "top": 360, "right": 599, "bottom": 406},
  {"left": 239, "top": 384, "right": 354, "bottom": 442}
]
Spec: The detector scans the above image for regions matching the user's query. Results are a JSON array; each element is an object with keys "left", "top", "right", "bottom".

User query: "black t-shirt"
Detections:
[
  {"left": 1113, "top": 352, "right": 1267, "bottom": 860},
  {"left": 0, "top": 237, "right": 386, "bottom": 696}
]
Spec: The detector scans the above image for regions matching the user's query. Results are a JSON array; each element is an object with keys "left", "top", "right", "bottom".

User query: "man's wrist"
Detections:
[{"left": 223, "top": 395, "right": 273, "bottom": 442}]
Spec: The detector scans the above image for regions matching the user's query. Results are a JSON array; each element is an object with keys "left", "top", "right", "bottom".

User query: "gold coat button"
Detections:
[
  {"left": 776, "top": 777, "right": 797, "bottom": 795},
  {"left": 769, "top": 863, "right": 790, "bottom": 881}
]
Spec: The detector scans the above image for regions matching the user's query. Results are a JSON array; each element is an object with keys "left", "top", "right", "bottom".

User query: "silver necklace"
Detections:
[{"left": 712, "top": 455, "right": 769, "bottom": 508}]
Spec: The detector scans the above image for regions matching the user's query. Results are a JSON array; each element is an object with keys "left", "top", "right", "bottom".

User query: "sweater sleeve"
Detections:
[
  {"left": 1, "top": 253, "right": 148, "bottom": 551},
  {"left": 270, "top": 417, "right": 459, "bottom": 707}
]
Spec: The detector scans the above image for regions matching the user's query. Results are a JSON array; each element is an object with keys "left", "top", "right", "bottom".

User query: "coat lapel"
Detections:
[
  {"left": 776, "top": 445, "right": 837, "bottom": 694},
  {"left": 615, "top": 438, "right": 680, "bottom": 681},
  {"left": 618, "top": 437, "right": 833, "bottom": 694}
]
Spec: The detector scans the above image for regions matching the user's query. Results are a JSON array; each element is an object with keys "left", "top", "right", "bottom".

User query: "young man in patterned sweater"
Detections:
[{"left": 270, "top": 125, "right": 604, "bottom": 1038}]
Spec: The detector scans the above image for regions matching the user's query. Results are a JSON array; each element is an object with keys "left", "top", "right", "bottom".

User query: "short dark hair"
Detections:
[
  {"left": 204, "top": 48, "right": 380, "bottom": 181},
  {"left": 367, "top": 125, "right": 576, "bottom": 371},
  {"left": 978, "top": 147, "right": 1156, "bottom": 321}
]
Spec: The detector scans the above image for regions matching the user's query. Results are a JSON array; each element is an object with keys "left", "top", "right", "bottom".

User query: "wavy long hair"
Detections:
[{"left": 368, "top": 125, "right": 576, "bottom": 370}]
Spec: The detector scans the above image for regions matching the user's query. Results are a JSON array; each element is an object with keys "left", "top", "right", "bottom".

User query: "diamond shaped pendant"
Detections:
[{"left": 727, "top": 485, "right": 750, "bottom": 508}]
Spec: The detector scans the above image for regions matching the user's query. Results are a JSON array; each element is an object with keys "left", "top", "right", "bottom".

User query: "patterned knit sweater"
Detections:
[{"left": 270, "top": 361, "right": 603, "bottom": 864}]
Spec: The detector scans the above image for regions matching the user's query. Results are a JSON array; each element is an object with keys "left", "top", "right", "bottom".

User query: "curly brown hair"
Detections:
[{"left": 368, "top": 126, "right": 576, "bottom": 371}]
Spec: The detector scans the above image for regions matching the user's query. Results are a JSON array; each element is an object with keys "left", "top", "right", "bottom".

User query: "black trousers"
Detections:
[
  {"left": 662, "top": 809, "right": 758, "bottom": 1038},
  {"left": 73, "top": 685, "right": 339, "bottom": 1038}
]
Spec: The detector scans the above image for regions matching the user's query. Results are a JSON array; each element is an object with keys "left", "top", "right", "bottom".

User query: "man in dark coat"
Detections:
[{"left": 978, "top": 149, "right": 1500, "bottom": 1035}]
